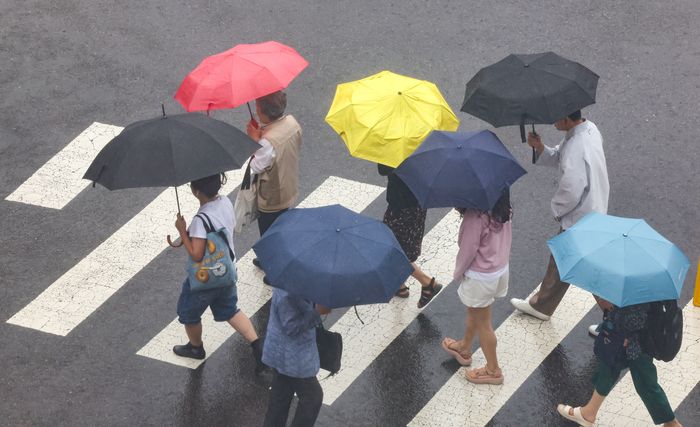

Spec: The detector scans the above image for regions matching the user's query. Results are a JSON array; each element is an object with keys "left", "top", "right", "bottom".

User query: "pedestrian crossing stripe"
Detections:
[{"left": 5, "top": 122, "right": 123, "bottom": 210}]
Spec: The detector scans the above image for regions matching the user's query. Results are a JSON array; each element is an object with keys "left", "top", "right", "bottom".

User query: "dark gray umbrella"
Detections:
[
  {"left": 460, "top": 52, "right": 599, "bottom": 163},
  {"left": 84, "top": 109, "right": 258, "bottom": 192}
]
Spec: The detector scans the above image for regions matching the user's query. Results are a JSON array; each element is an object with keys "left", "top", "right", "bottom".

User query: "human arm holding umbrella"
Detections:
[{"left": 527, "top": 132, "right": 562, "bottom": 167}]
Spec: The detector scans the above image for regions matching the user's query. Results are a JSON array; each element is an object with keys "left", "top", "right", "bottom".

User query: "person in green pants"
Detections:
[{"left": 556, "top": 299, "right": 682, "bottom": 427}]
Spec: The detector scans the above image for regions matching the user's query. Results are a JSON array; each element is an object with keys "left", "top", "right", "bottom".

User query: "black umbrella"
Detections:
[
  {"left": 84, "top": 108, "right": 259, "bottom": 244},
  {"left": 84, "top": 108, "right": 258, "bottom": 192},
  {"left": 460, "top": 52, "right": 599, "bottom": 163}
]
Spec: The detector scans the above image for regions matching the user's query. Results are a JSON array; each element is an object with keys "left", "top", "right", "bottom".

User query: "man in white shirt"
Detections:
[{"left": 511, "top": 110, "right": 610, "bottom": 326}]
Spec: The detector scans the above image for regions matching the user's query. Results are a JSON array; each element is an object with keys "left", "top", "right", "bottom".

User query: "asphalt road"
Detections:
[{"left": 1, "top": 0, "right": 699, "bottom": 426}]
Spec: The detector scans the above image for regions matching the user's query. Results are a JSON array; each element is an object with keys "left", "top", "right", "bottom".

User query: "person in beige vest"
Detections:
[{"left": 246, "top": 91, "right": 302, "bottom": 285}]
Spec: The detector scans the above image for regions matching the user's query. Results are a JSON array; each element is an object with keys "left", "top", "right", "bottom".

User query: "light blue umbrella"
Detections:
[{"left": 547, "top": 212, "right": 690, "bottom": 307}]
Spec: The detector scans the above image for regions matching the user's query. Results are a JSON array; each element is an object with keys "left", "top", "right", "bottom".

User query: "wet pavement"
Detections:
[{"left": 1, "top": 0, "right": 699, "bottom": 426}]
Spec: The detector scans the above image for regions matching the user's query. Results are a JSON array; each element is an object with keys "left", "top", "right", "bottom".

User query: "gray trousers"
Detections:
[
  {"left": 529, "top": 228, "right": 602, "bottom": 316},
  {"left": 528, "top": 252, "right": 570, "bottom": 316}
]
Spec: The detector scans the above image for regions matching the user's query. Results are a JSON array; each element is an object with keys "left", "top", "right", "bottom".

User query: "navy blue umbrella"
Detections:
[
  {"left": 394, "top": 130, "right": 527, "bottom": 210},
  {"left": 252, "top": 204, "right": 415, "bottom": 309}
]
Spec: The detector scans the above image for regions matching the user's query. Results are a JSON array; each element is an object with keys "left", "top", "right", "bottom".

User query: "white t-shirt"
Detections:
[{"left": 187, "top": 196, "right": 237, "bottom": 261}]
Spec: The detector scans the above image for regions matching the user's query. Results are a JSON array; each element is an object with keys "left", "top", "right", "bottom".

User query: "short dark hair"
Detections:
[
  {"left": 567, "top": 110, "right": 582, "bottom": 122},
  {"left": 191, "top": 173, "right": 227, "bottom": 198},
  {"left": 257, "top": 91, "right": 287, "bottom": 121}
]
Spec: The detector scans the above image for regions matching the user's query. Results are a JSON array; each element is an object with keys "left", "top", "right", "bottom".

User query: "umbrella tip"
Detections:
[
  {"left": 623, "top": 233, "right": 628, "bottom": 237},
  {"left": 162, "top": 104, "right": 166, "bottom": 119},
  {"left": 336, "top": 229, "right": 341, "bottom": 232},
  {"left": 398, "top": 91, "right": 402, "bottom": 95}
]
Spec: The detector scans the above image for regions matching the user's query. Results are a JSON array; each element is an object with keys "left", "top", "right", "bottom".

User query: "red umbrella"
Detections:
[{"left": 174, "top": 41, "right": 309, "bottom": 115}]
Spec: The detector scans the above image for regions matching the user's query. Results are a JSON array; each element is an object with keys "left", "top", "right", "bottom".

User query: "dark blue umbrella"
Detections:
[
  {"left": 394, "top": 130, "right": 527, "bottom": 210},
  {"left": 252, "top": 204, "right": 415, "bottom": 309}
]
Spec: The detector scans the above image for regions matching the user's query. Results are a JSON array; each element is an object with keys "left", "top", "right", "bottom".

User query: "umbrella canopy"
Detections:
[
  {"left": 461, "top": 52, "right": 599, "bottom": 127},
  {"left": 174, "top": 41, "right": 309, "bottom": 113},
  {"left": 252, "top": 204, "right": 415, "bottom": 309},
  {"left": 547, "top": 212, "right": 690, "bottom": 307},
  {"left": 83, "top": 112, "right": 259, "bottom": 190},
  {"left": 394, "top": 130, "right": 527, "bottom": 209},
  {"left": 325, "top": 71, "right": 460, "bottom": 168}
]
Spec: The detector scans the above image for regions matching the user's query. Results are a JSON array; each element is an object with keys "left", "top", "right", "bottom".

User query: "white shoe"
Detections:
[
  {"left": 588, "top": 324, "right": 599, "bottom": 337},
  {"left": 510, "top": 298, "right": 551, "bottom": 321}
]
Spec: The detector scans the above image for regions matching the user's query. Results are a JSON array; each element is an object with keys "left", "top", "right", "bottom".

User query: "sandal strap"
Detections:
[
  {"left": 472, "top": 366, "right": 502, "bottom": 378},
  {"left": 421, "top": 277, "right": 436, "bottom": 290}
]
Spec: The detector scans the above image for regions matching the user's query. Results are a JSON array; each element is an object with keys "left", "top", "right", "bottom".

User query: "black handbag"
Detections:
[
  {"left": 593, "top": 320, "right": 628, "bottom": 367},
  {"left": 316, "top": 323, "right": 342, "bottom": 375}
]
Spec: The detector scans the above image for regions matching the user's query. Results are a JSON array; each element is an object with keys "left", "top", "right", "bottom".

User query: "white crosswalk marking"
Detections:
[
  {"left": 594, "top": 302, "right": 700, "bottom": 427},
  {"left": 408, "top": 285, "right": 598, "bottom": 427},
  {"left": 6, "top": 171, "right": 242, "bottom": 336},
  {"left": 5, "top": 122, "right": 123, "bottom": 209},
  {"left": 136, "top": 176, "right": 385, "bottom": 368},
  {"left": 318, "top": 210, "right": 462, "bottom": 405}
]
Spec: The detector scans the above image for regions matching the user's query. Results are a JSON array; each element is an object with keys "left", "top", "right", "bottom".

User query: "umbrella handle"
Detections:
[
  {"left": 246, "top": 102, "right": 255, "bottom": 121},
  {"left": 167, "top": 235, "right": 184, "bottom": 247},
  {"left": 531, "top": 124, "right": 537, "bottom": 164}
]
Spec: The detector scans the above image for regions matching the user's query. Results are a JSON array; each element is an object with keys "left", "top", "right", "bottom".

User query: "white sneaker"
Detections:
[
  {"left": 510, "top": 298, "right": 551, "bottom": 321},
  {"left": 588, "top": 324, "right": 599, "bottom": 337}
]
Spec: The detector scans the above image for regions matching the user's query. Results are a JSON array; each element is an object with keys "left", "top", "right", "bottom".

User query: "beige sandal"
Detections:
[
  {"left": 465, "top": 366, "right": 504, "bottom": 385},
  {"left": 441, "top": 338, "right": 472, "bottom": 365}
]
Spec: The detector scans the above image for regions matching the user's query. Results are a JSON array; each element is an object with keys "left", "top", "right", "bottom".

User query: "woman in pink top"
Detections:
[{"left": 442, "top": 190, "right": 512, "bottom": 385}]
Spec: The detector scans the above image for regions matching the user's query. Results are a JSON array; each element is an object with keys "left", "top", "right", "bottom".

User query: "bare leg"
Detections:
[
  {"left": 574, "top": 390, "right": 604, "bottom": 424},
  {"left": 410, "top": 262, "right": 432, "bottom": 287},
  {"left": 184, "top": 323, "right": 203, "bottom": 346},
  {"left": 468, "top": 306, "right": 499, "bottom": 372},
  {"left": 458, "top": 307, "right": 478, "bottom": 360},
  {"left": 227, "top": 311, "right": 258, "bottom": 343}
]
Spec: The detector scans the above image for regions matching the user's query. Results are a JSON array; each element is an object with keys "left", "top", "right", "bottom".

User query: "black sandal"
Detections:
[
  {"left": 417, "top": 278, "right": 442, "bottom": 308},
  {"left": 395, "top": 285, "right": 409, "bottom": 298}
]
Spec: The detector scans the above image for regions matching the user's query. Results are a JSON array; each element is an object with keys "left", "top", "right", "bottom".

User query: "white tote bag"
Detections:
[{"left": 233, "top": 161, "right": 260, "bottom": 233}]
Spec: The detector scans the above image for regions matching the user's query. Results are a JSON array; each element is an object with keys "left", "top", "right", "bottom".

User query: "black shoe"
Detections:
[
  {"left": 250, "top": 338, "right": 267, "bottom": 375},
  {"left": 252, "top": 258, "right": 262, "bottom": 269},
  {"left": 173, "top": 342, "right": 206, "bottom": 360},
  {"left": 263, "top": 276, "right": 271, "bottom": 286}
]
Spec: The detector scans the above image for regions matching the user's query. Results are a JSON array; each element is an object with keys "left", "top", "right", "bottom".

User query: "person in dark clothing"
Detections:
[
  {"left": 557, "top": 299, "right": 682, "bottom": 427},
  {"left": 378, "top": 164, "right": 442, "bottom": 308}
]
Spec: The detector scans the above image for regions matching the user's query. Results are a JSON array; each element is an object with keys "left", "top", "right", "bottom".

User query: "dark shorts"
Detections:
[
  {"left": 177, "top": 278, "right": 240, "bottom": 325},
  {"left": 383, "top": 205, "right": 427, "bottom": 262}
]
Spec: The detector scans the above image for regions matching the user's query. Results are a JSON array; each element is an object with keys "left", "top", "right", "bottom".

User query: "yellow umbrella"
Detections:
[{"left": 325, "top": 71, "right": 460, "bottom": 168}]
